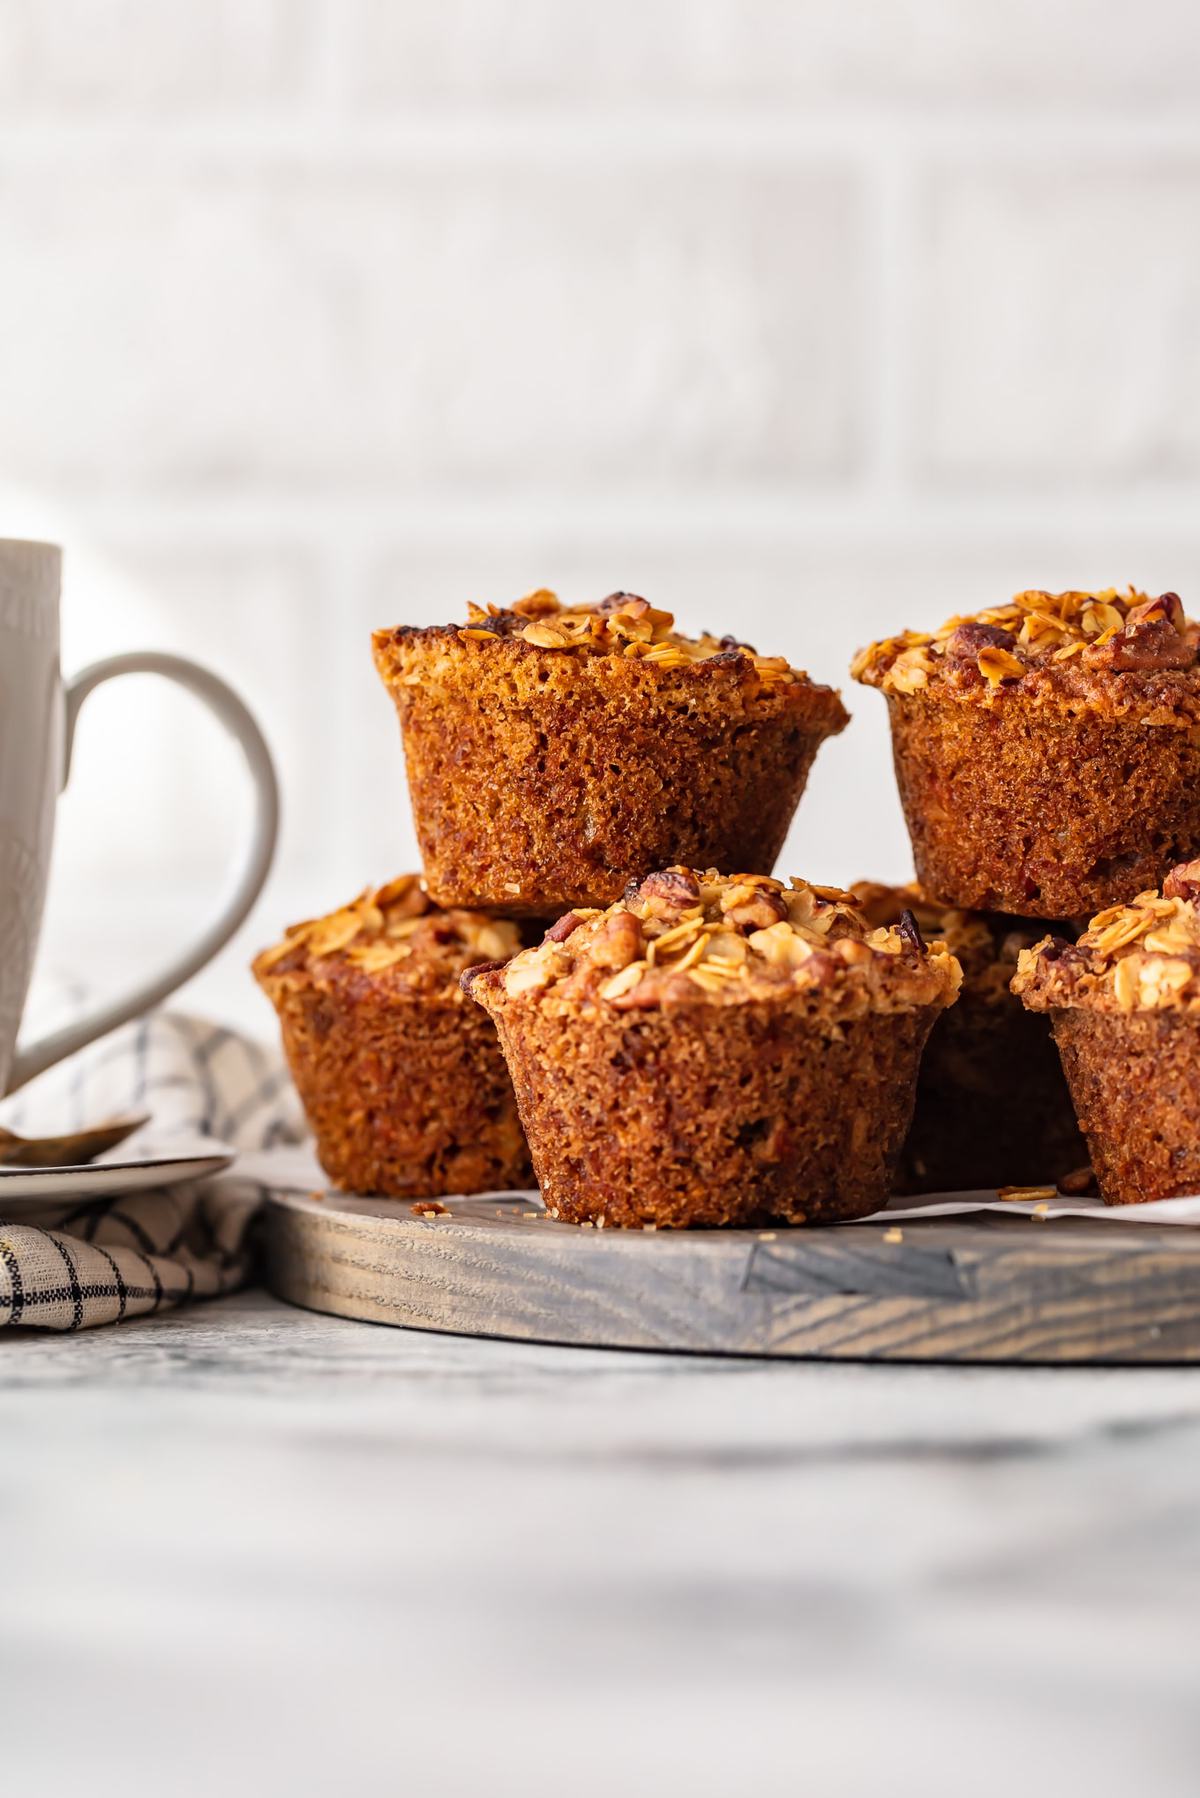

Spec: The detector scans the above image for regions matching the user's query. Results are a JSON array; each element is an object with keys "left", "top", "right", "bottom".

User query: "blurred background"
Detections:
[{"left": 7, "top": 0, "right": 1200, "bottom": 1033}]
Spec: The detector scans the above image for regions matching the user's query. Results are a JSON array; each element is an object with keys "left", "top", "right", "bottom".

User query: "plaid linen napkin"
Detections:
[{"left": 0, "top": 1013, "right": 304, "bottom": 1331}]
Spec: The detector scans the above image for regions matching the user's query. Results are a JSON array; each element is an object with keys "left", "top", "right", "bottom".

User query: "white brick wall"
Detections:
[
  {"left": 918, "top": 165, "right": 1200, "bottom": 484},
  {"left": 2, "top": 0, "right": 1197, "bottom": 1032},
  {"left": 0, "top": 165, "right": 861, "bottom": 490},
  {"left": 349, "top": 1, "right": 1200, "bottom": 107},
  {"left": 0, "top": 1, "right": 308, "bottom": 109}
]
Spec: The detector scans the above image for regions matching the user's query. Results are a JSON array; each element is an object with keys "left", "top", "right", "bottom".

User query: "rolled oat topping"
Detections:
[
  {"left": 1013, "top": 862, "right": 1200, "bottom": 1016},
  {"left": 852, "top": 588, "right": 1200, "bottom": 716},
  {"left": 448, "top": 589, "right": 806, "bottom": 685},
  {"left": 466, "top": 868, "right": 961, "bottom": 1014},
  {"left": 253, "top": 876, "right": 523, "bottom": 998},
  {"left": 851, "top": 881, "right": 1061, "bottom": 1004}
]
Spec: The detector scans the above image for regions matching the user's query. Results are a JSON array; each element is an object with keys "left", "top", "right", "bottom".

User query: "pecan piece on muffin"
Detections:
[
  {"left": 852, "top": 588, "right": 1200, "bottom": 917},
  {"left": 1013, "top": 861, "right": 1200, "bottom": 1205},
  {"left": 373, "top": 590, "right": 848, "bottom": 916},
  {"left": 462, "top": 869, "right": 961, "bottom": 1229},
  {"left": 253, "top": 876, "right": 531, "bottom": 1198},
  {"left": 852, "top": 882, "right": 1082, "bottom": 1194}
]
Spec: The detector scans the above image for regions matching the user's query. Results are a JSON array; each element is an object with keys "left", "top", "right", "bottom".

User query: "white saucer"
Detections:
[{"left": 0, "top": 1141, "right": 234, "bottom": 1208}]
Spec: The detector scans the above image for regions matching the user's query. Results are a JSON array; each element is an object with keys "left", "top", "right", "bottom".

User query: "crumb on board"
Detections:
[{"left": 1057, "top": 1165, "right": 1098, "bottom": 1196}]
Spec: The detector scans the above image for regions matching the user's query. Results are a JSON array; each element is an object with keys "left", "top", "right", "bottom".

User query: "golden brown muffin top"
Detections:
[
  {"left": 464, "top": 867, "right": 961, "bottom": 1017},
  {"left": 852, "top": 589, "right": 1200, "bottom": 721},
  {"left": 381, "top": 588, "right": 827, "bottom": 690},
  {"left": 851, "top": 880, "right": 1070, "bottom": 1005},
  {"left": 252, "top": 876, "right": 523, "bottom": 1000},
  {"left": 1013, "top": 860, "right": 1200, "bottom": 1016}
]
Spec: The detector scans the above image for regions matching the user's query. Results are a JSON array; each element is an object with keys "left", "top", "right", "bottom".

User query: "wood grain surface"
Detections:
[{"left": 263, "top": 1189, "right": 1200, "bottom": 1365}]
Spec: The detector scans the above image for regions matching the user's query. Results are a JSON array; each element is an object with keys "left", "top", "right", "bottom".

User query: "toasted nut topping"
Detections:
[
  {"left": 1138, "top": 956, "right": 1193, "bottom": 1007},
  {"left": 437, "top": 590, "right": 814, "bottom": 680},
  {"left": 253, "top": 933, "right": 306, "bottom": 974},
  {"left": 854, "top": 588, "right": 1199, "bottom": 697},
  {"left": 1081, "top": 600, "right": 1124, "bottom": 637},
  {"left": 306, "top": 909, "right": 364, "bottom": 957},
  {"left": 253, "top": 877, "right": 523, "bottom": 997},
  {"left": 590, "top": 909, "right": 645, "bottom": 971},
  {"left": 1164, "top": 859, "right": 1200, "bottom": 903},
  {"left": 509, "top": 588, "right": 559, "bottom": 618},
  {"left": 946, "top": 621, "right": 1017, "bottom": 660},
  {"left": 851, "top": 880, "right": 1064, "bottom": 1006},
  {"left": 723, "top": 889, "right": 790, "bottom": 932},
  {"left": 504, "top": 952, "right": 559, "bottom": 997},
  {"left": 747, "top": 920, "right": 812, "bottom": 968},
  {"left": 597, "top": 962, "right": 646, "bottom": 1001},
  {"left": 885, "top": 650, "right": 930, "bottom": 694},
  {"left": 646, "top": 916, "right": 705, "bottom": 963},
  {"left": 348, "top": 941, "right": 414, "bottom": 973},
  {"left": 1113, "top": 956, "right": 1142, "bottom": 1011},
  {"left": 520, "top": 621, "right": 573, "bottom": 649},
  {"left": 473, "top": 924, "right": 517, "bottom": 962},
  {"left": 977, "top": 646, "right": 1027, "bottom": 686},
  {"left": 1013, "top": 858, "right": 1200, "bottom": 1017},
  {"left": 632, "top": 868, "right": 702, "bottom": 917},
  {"left": 1084, "top": 591, "right": 1196, "bottom": 672},
  {"left": 466, "top": 867, "right": 962, "bottom": 1015},
  {"left": 544, "top": 910, "right": 588, "bottom": 944},
  {"left": 372, "top": 874, "right": 423, "bottom": 911}
]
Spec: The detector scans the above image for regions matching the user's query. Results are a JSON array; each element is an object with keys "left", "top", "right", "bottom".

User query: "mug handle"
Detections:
[{"left": 5, "top": 650, "right": 279, "bottom": 1094}]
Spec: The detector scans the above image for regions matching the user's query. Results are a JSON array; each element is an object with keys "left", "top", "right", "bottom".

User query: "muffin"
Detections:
[
  {"left": 1013, "top": 860, "right": 1200, "bottom": 1206},
  {"left": 852, "top": 588, "right": 1200, "bottom": 917},
  {"left": 374, "top": 589, "right": 848, "bottom": 916},
  {"left": 462, "top": 867, "right": 961, "bottom": 1229},
  {"left": 852, "top": 882, "right": 1082, "bottom": 1193},
  {"left": 253, "top": 876, "right": 531, "bottom": 1197}
]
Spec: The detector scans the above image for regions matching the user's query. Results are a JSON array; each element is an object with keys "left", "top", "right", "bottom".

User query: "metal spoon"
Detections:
[{"left": 0, "top": 1114, "right": 151, "bottom": 1169}]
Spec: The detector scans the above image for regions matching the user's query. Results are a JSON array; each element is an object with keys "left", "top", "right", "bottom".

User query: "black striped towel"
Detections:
[{"left": 0, "top": 1013, "right": 305, "bottom": 1331}]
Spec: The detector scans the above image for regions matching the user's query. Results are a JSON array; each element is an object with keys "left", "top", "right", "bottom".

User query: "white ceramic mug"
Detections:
[{"left": 1, "top": 539, "right": 278, "bottom": 1095}]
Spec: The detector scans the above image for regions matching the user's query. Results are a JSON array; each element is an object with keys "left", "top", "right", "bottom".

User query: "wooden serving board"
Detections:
[{"left": 263, "top": 1188, "right": 1200, "bottom": 1365}]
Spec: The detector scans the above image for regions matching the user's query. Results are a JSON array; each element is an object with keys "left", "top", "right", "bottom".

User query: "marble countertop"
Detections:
[{"left": 4, "top": 1289, "right": 1199, "bottom": 1797}]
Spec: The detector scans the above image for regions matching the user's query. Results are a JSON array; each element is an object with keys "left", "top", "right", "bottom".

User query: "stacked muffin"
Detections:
[
  {"left": 854, "top": 587, "right": 1200, "bottom": 1203},
  {"left": 256, "top": 588, "right": 963, "bottom": 1221},
  {"left": 465, "top": 868, "right": 959, "bottom": 1228},
  {"left": 372, "top": 590, "right": 848, "bottom": 913}
]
